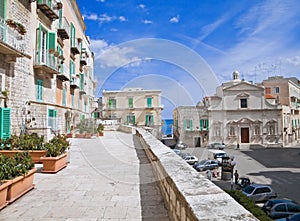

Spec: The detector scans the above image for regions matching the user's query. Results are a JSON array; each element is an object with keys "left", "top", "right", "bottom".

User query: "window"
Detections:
[
  {"left": 70, "top": 22, "right": 76, "bottom": 48},
  {"left": 145, "top": 114, "right": 154, "bottom": 126},
  {"left": 274, "top": 204, "right": 286, "bottom": 212},
  {"left": 215, "top": 127, "right": 221, "bottom": 137},
  {"left": 0, "top": 0, "right": 6, "bottom": 20},
  {"left": 274, "top": 87, "right": 280, "bottom": 93},
  {"left": 108, "top": 98, "right": 116, "bottom": 109},
  {"left": 240, "top": 98, "right": 247, "bottom": 108},
  {"left": 0, "top": 108, "right": 11, "bottom": 140},
  {"left": 265, "top": 87, "right": 271, "bottom": 94},
  {"left": 38, "top": 25, "right": 56, "bottom": 65},
  {"left": 36, "top": 79, "right": 43, "bottom": 101},
  {"left": 48, "top": 109, "right": 57, "bottom": 131},
  {"left": 229, "top": 126, "right": 235, "bottom": 136},
  {"left": 184, "top": 119, "right": 192, "bottom": 131},
  {"left": 147, "top": 97, "right": 152, "bottom": 108},
  {"left": 62, "top": 87, "right": 66, "bottom": 106},
  {"left": 126, "top": 114, "right": 135, "bottom": 125},
  {"left": 128, "top": 98, "right": 133, "bottom": 108},
  {"left": 254, "top": 125, "right": 260, "bottom": 135},
  {"left": 69, "top": 60, "right": 75, "bottom": 78},
  {"left": 0, "top": 69, "right": 5, "bottom": 92},
  {"left": 200, "top": 119, "right": 209, "bottom": 130},
  {"left": 268, "top": 124, "right": 275, "bottom": 135}
]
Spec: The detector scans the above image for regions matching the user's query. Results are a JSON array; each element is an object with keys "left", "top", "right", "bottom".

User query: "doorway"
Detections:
[
  {"left": 194, "top": 137, "right": 201, "bottom": 147},
  {"left": 241, "top": 128, "right": 249, "bottom": 143}
]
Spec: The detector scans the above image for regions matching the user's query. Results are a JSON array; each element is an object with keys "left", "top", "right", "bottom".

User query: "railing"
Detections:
[
  {"left": 37, "top": 0, "right": 59, "bottom": 20},
  {"left": 57, "top": 62, "right": 69, "bottom": 80},
  {"left": 57, "top": 16, "right": 70, "bottom": 39},
  {"left": 70, "top": 76, "right": 80, "bottom": 88},
  {"left": 0, "top": 17, "right": 27, "bottom": 54},
  {"left": 34, "top": 49, "right": 59, "bottom": 71}
]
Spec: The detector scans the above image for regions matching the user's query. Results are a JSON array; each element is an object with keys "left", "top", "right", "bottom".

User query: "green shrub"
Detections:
[
  {"left": 0, "top": 133, "right": 45, "bottom": 150},
  {"left": 0, "top": 152, "right": 34, "bottom": 184},
  {"left": 44, "top": 135, "right": 70, "bottom": 157},
  {"left": 226, "top": 190, "right": 273, "bottom": 221}
]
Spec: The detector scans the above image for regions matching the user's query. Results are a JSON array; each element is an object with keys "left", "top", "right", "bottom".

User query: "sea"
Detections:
[{"left": 162, "top": 119, "right": 173, "bottom": 135}]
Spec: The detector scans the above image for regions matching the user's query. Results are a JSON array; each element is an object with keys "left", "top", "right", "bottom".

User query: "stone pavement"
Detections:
[{"left": 0, "top": 131, "right": 170, "bottom": 221}]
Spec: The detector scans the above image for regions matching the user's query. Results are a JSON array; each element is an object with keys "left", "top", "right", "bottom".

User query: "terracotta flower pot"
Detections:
[
  {"left": 40, "top": 152, "right": 67, "bottom": 173},
  {"left": 0, "top": 180, "right": 12, "bottom": 210},
  {"left": 7, "top": 168, "right": 37, "bottom": 204},
  {"left": 0, "top": 150, "right": 47, "bottom": 163}
]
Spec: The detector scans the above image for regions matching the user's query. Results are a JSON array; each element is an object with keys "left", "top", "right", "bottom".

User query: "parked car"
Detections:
[
  {"left": 183, "top": 155, "right": 198, "bottom": 165},
  {"left": 208, "top": 142, "right": 226, "bottom": 150},
  {"left": 193, "top": 159, "right": 219, "bottom": 172},
  {"left": 176, "top": 142, "right": 188, "bottom": 149},
  {"left": 275, "top": 213, "right": 300, "bottom": 221},
  {"left": 242, "top": 184, "right": 277, "bottom": 202},
  {"left": 262, "top": 199, "right": 300, "bottom": 219},
  {"left": 236, "top": 177, "right": 252, "bottom": 189},
  {"left": 208, "top": 149, "right": 228, "bottom": 164},
  {"left": 172, "top": 149, "right": 181, "bottom": 155}
]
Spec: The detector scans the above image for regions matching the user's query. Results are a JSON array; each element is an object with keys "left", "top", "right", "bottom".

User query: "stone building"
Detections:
[
  {"left": 173, "top": 105, "right": 208, "bottom": 147},
  {"left": 102, "top": 88, "right": 163, "bottom": 137},
  {"left": 0, "top": 0, "right": 96, "bottom": 140},
  {"left": 262, "top": 76, "right": 300, "bottom": 146},
  {"left": 174, "top": 71, "right": 283, "bottom": 147}
]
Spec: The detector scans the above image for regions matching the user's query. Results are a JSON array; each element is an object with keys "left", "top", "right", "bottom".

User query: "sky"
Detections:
[{"left": 77, "top": 0, "right": 300, "bottom": 118}]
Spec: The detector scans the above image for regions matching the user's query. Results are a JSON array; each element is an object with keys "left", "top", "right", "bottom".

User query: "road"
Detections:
[{"left": 179, "top": 146, "right": 300, "bottom": 204}]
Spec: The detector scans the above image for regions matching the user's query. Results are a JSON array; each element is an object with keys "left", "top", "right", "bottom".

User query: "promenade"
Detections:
[{"left": 0, "top": 131, "right": 170, "bottom": 221}]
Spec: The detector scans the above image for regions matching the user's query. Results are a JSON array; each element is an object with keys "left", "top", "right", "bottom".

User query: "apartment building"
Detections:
[
  {"left": 173, "top": 105, "right": 208, "bottom": 147},
  {"left": 0, "top": 0, "right": 96, "bottom": 140},
  {"left": 102, "top": 88, "right": 163, "bottom": 137},
  {"left": 262, "top": 76, "right": 300, "bottom": 145}
]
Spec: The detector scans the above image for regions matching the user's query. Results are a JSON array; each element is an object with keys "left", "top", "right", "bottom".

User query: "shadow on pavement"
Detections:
[
  {"left": 242, "top": 148, "right": 300, "bottom": 168},
  {"left": 133, "top": 135, "right": 170, "bottom": 221}
]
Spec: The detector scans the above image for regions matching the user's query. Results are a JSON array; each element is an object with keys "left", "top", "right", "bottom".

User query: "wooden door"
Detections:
[{"left": 241, "top": 128, "right": 249, "bottom": 143}]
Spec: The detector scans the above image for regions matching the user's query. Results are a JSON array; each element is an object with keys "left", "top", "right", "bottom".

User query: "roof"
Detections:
[{"left": 265, "top": 94, "right": 276, "bottom": 99}]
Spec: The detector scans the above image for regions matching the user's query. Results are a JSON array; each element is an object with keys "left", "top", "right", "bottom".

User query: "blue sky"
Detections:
[{"left": 77, "top": 0, "right": 300, "bottom": 118}]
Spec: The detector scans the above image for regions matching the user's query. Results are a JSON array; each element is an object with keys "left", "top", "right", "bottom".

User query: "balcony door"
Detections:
[{"left": 40, "top": 29, "right": 47, "bottom": 63}]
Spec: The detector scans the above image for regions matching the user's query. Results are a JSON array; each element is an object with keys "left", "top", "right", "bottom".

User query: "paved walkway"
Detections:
[{"left": 0, "top": 131, "right": 170, "bottom": 221}]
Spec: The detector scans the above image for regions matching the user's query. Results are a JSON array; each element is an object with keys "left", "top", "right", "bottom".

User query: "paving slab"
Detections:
[{"left": 0, "top": 131, "right": 170, "bottom": 221}]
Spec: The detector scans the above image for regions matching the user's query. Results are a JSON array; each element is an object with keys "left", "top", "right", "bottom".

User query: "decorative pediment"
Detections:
[
  {"left": 236, "top": 92, "right": 250, "bottom": 98},
  {"left": 224, "top": 81, "right": 263, "bottom": 92},
  {"left": 237, "top": 118, "right": 253, "bottom": 124}
]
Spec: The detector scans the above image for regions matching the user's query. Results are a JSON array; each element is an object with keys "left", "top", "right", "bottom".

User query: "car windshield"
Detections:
[
  {"left": 198, "top": 160, "right": 207, "bottom": 164},
  {"left": 243, "top": 185, "right": 255, "bottom": 194}
]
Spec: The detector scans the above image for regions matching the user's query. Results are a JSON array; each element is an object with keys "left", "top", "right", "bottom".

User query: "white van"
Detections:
[{"left": 208, "top": 150, "right": 227, "bottom": 163}]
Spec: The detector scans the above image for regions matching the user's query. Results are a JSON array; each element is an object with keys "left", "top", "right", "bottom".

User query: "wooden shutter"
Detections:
[
  {"left": 0, "top": 0, "right": 6, "bottom": 19},
  {"left": 48, "top": 32, "right": 56, "bottom": 50},
  {"left": 0, "top": 108, "right": 10, "bottom": 139},
  {"left": 200, "top": 119, "right": 203, "bottom": 131}
]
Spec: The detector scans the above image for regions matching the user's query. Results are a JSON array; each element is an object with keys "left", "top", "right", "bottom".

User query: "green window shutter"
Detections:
[
  {"left": 0, "top": 0, "right": 6, "bottom": 19},
  {"left": 184, "top": 119, "right": 187, "bottom": 130},
  {"left": 109, "top": 99, "right": 112, "bottom": 108},
  {"left": 133, "top": 116, "right": 135, "bottom": 124},
  {"left": 48, "top": 109, "right": 57, "bottom": 117},
  {"left": 206, "top": 119, "right": 209, "bottom": 129},
  {"left": 146, "top": 115, "right": 149, "bottom": 125},
  {"left": 36, "top": 79, "right": 43, "bottom": 101},
  {"left": 70, "top": 23, "right": 75, "bottom": 47},
  {"left": 128, "top": 98, "right": 133, "bottom": 108},
  {"left": 80, "top": 73, "right": 84, "bottom": 90},
  {"left": 0, "top": 108, "right": 11, "bottom": 139},
  {"left": 147, "top": 97, "right": 152, "bottom": 107},
  {"left": 59, "top": 8, "right": 63, "bottom": 28},
  {"left": 200, "top": 119, "right": 203, "bottom": 131},
  {"left": 47, "top": 32, "right": 56, "bottom": 50},
  {"left": 62, "top": 88, "right": 66, "bottom": 105}
]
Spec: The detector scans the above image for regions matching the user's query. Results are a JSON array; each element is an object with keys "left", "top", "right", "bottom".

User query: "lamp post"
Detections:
[{"left": 230, "top": 156, "right": 236, "bottom": 190}]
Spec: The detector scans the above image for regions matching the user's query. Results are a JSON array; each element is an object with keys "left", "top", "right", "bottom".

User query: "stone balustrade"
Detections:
[{"left": 130, "top": 127, "right": 258, "bottom": 221}]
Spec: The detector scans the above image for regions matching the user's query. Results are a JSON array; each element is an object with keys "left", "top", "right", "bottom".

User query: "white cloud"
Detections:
[
  {"left": 138, "top": 4, "right": 146, "bottom": 9},
  {"left": 83, "top": 13, "right": 127, "bottom": 24},
  {"left": 142, "top": 20, "right": 152, "bottom": 24},
  {"left": 96, "top": 0, "right": 105, "bottom": 2},
  {"left": 169, "top": 15, "right": 180, "bottom": 23},
  {"left": 284, "top": 55, "right": 300, "bottom": 66},
  {"left": 119, "top": 16, "right": 127, "bottom": 22}
]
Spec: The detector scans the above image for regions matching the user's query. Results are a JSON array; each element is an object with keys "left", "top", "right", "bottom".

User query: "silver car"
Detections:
[{"left": 242, "top": 184, "right": 277, "bottom": 202}]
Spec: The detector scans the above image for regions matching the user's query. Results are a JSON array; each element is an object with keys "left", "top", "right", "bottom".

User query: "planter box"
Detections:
[
  {"left": 0, "top": 181, "right": 12, "bottom": 210},
  {"left": 7, "top": 168, "right": 37, "bottom": 204},
  {"left": 66, "top": 133, "right": 73, "bottom": 138},
  {"left": 0, "top": 150, "right": 47, "bottom": 163},
  {"left": 41, "top": 152, "right": 67, "bottom": 173}
]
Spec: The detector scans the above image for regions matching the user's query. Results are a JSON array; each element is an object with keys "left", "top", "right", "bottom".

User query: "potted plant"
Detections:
[
  {"left": 0, "top": 152, "right": 36, "bottom": 206},
  {"left": 0, "top": 133, "right": 47, "bottom": 163},
  {"left": 40, "top": 135, "right": 70, "bottom": 173},
  {"left": 97, "top": 123, "right": 104, "bottom": 136}
]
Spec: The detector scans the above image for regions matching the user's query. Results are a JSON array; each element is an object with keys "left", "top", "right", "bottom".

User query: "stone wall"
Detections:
[{"left": 134, "top": 128, "right": 258, "bottom": 221}]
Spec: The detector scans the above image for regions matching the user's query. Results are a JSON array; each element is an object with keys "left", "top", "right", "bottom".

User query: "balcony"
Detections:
[
  {"left": 37, "top": 0, "right": 59, "bottom": 21},
  {"left": 79, "top": 80, "right": 86, "bottom": 95},
  {"left": 0, "top": 17, "right": 29, "bottom": 59},
  {"left": 70, "top": 39, "right": 80, "bottom": 55},
  {"left": 57, "top": 63, "right": 69, "bottom": 81},
  {"left": 57, "top": 16, "right": 70, "bottom": 40},
  {"left": 70, "top": 76, "right": 80, "bottom": 88},
  {"left": 80, "top": 52, "right": 87, "bottom": 66},
  {"left": 33, "top": 49, "right": 59, "bottom": 74}
]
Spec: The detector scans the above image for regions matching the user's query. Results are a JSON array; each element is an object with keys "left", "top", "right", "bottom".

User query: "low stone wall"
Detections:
[{"left": 135, "top": 128, "right": 258, "bottom": 221}]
